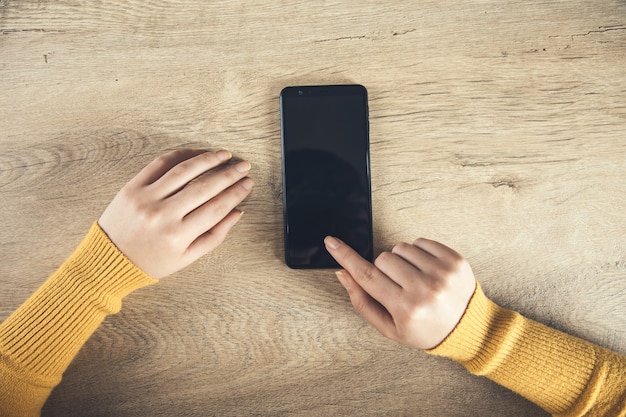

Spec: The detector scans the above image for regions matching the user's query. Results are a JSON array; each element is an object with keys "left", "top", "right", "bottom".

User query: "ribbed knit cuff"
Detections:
[
  {"left": 427, "top": 282, "right": 596, "bottom": 415},
  {"left": 0, "top": 222, "right": 157, "bottom": 387}
]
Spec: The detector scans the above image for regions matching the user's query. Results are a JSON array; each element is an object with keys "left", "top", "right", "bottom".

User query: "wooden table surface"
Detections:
[{"left": 1, "top": 1, "right": 625, "bottom": 416}]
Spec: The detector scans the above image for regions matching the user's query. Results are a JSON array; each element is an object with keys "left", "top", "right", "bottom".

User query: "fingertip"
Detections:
[
  {"left": 335, "top": 270, "right": 351, "bottom": 290},
  {"left": 231, "top": 209, "right": 245, "bottom": 226},
  {"left": 412, "top": 237, "right": 439, "bottom": 254},
  {"left": 391, "top": 242, "right": 410, "bottom": 254},
  {"left": 216, "top": 150, "right": 233, "bottom": 162},
  {"left": 212, "top": 209, "right": 243, "bottom": 237},
  {"left": 324, "top": 236, "right": 341, "bottom": 250},
  {"left": 234, "top": 160, "right": 251, "bottom": 173},
  {"left": 241, "top": 177, "right": 254, "bottom": 190},
  {"left": 413, "top": 237, "right": 462, "bottom": 260}
]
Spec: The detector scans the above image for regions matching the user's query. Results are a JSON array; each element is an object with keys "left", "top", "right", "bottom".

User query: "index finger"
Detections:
[{"left": 324, "top": 236, "right": 401, "bottom": 306}]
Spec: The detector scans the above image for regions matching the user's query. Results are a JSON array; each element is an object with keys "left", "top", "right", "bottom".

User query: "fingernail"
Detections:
[
  {"left": 324, "top": 236, "right": 340, "bottom": 250},
  {"left": 235, "top": 160, "right": 251, "bottom": 173},
  {"left": 241, "top": 177, "right": 254, "bottom": 190},
  {"left": 336, "top": 271, "right": 350, "bottom": 290},
  {"left": 216, "top": 150, "right": 232, "bottom": 161}
]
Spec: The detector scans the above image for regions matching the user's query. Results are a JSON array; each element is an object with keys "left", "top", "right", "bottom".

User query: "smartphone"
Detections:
[{"left": 280, "top": 84, "right": 373, "bottom": 269}]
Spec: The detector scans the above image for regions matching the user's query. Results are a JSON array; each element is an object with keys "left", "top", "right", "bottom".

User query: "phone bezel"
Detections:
[{"left": 279, "top": 84, "right": 373, "bottom": 269}]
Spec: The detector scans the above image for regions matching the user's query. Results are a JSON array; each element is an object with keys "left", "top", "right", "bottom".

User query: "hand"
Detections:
[
  {"left": 325, "top": 236, "right": 476, "bottom": 350},
  {"left": 99, "top": 149, "right": 253, "bottom": 279}
]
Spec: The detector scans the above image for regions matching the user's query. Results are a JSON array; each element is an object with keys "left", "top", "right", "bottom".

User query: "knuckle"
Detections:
[
  {"left": 442, "top": 256, "right": 469, "bottom": 277},
  {"left": 353, "top": 262, "right": 377, "bottom": 283},
  {"left": 200, "top": 151, "right": 219, "bottom": 166},
  {"left": 118, "top": 184, "right": 137, "bottom": 202},
  {"left": 427, "top": 258, "right": 472, "bottom": 294},
  {"left": 128, "top": 196, "right": 169, "bottom": 224},
  {"left": 203, "top": 196, "right": 237, "bottom": 220},
  {"left": 201, "top": 151, "right": 215, "bottom": 161},
  {"left": 155, "top": 150, "right": 184, "bottom": 167},
  {"left": 396, "top": 299, "right": 422, "bottom": 324},
  {"left": 205, "top": 200, "right": 227, "bottom": 219},
  {"left": 224, "top": 167, "right": 243, "bottom": 182},
  {"left": 193, "top": 175, "right": 217, "bottom": 194},
  {"left": 154, "top": 153, "right": 170, "bottom": 167},
  {"left": 164, "top": 164, "right": 188, "bottom": 183},
  {"left": 225, "top": 182, "right": 250, "bottom": 201},
  {"left": 455, "top": 259, "right": 473, "bottom": 281},
  {"left": 162, "top": 227, "right": 184, "bottom": 249},
  {"left": 163, "top": 149, "right": 182, "bottom": 159},
  {"left": 140, "top": 204, "right": 165, "bottom": 224},
  {"left": 448, "top": 251, "right": 465, "bottom": 264}
]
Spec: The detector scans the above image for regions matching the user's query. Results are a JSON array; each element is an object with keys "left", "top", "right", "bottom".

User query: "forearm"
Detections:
[
  {"left": 428, "top": 283, "right": 626, "bottom": 416},
  {"left": 0, "top": 222, "right": 156, "bottom": 417}
]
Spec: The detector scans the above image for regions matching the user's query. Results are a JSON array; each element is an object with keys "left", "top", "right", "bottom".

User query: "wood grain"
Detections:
[{"left": 1, "top": 1, "right": 625, "bottom": 415}]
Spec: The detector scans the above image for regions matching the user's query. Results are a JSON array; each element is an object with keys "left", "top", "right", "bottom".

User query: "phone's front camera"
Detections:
[{"left": 298, "top": 90, "right": 303, "bottom": 95}]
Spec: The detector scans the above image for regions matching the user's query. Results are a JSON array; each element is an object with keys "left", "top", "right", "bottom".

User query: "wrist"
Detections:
[{"left": 425, "top": 281, "right": 507, "bottom": 364}]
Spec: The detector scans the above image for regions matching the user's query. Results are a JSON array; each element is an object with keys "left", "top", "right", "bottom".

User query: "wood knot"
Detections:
[{"left": 489, "top": 177, "right": 522, "bottom": 190}]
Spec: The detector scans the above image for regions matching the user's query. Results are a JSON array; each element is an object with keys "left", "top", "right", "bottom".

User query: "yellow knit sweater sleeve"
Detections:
[
  {"left": 0, "top": 222, "right": 157, "bottom": 417},
  {"left": 428, "top": 282, "right": 626, "bottom": 416}
]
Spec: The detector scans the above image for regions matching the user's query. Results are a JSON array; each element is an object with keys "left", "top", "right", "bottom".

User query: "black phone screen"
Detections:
[{"left": 280, "top": 84, "right": 373, "bottom": 269}]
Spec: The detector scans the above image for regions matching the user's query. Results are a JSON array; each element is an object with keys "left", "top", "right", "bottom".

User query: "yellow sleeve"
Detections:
[
  {"left": 0, "top": 222, "right": 157, "bottom": 417},
  {"left": 427, "top": 282, "right": 626, "bottom": 416}
]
